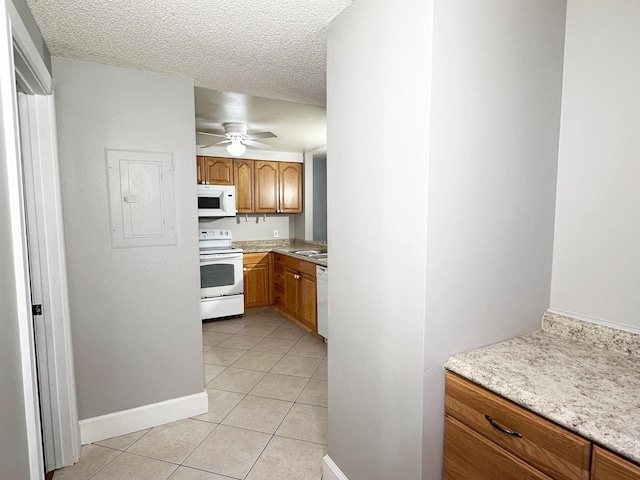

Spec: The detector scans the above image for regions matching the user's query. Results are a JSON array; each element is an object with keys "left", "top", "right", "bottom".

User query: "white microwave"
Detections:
[{"left": 197, "top": 184, "right": 237, "bottom": 217}]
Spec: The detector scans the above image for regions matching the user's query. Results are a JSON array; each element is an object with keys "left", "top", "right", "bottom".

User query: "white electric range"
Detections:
[{"left": 199, "top": 229, "right": 244, "bottom": 320}]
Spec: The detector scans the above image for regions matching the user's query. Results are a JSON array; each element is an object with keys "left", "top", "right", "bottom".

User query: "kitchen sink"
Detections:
[
  {"left": 308, "top": 253, "right": 328, "bottom": 259},
  {"left": 294, "top": 250, "right": 320, "bottom": 255}
]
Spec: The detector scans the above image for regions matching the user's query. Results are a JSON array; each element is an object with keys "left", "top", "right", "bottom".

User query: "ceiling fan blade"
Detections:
[
  {"left": 211, "top": 139, "right": 231, "bottom": 145},
  {"left": 197, "top": 131, "right": 227, "bottom": 138},
  {"left": 244, "top": 139, "right": 272, "bottom": 149},
  {"left": 246, "top": 131, "right": 276, "bottom": 139}
]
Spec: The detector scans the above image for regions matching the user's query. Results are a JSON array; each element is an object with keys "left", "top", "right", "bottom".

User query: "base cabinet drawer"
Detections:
[
  {"left": 445, "top": 372, "right": 591, "bottom": 480},
  {"left": 591, "top": 446, "right": 640, "bottom": 480},
  {"left": 444, "top": 415, "right": 553, "bottom": 480}
]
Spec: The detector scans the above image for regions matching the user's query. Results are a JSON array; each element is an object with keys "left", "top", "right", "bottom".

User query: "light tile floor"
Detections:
[{"left": 54, "top": 308, "right": 328, "bottom": 480}]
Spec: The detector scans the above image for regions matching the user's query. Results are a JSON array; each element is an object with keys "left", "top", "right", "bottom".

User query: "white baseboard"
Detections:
[
  {"left": 79, "top": 391, "right": 208, "bottom": 444},
  {"left": 323, "top": 455, "right": 350, "bottom": 480}
]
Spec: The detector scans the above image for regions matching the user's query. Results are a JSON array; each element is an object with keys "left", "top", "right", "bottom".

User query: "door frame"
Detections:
[{"left": 2, "top": 0, "right": 80, "bottom": 476}]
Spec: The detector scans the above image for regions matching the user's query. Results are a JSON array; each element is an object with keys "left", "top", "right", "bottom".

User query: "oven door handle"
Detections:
[{"left": 200, "top": 252, "right": 244, "bottom": 262}]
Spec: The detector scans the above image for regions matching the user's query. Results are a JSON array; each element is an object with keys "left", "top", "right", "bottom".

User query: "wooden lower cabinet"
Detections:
[
  {"left": 282, "top": 268, "right": 316, "bottom": 331},
  {"left": 591, "top": 446, "right": 640, "bottom": 480},
  {"left": 444, "top": 372, "right": 640, "bottom": 480},
  {"left": 272, "top": 253, "right": 317, "bottom": 333},
  {"left": 273, "top": 264, "right": 286, "bottom": 309},
  {"left": 297, "top": 273, "right": 316, "bottom": 330},
  {"left": 444, "top": 415, "right": 553, "bottom": 480},
  {"left": 243, "top": 253, "right": 271, "bottom": 308},
  {"left": 444, "top": 372, "right": 591, "bottom": 480}
]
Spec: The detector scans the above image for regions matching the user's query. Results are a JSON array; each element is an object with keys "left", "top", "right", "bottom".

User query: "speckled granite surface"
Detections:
[
  {"left": 445, "top": 313, "right": 640, "bottom": 464},
  {"left": 543, "top": 312, "right": 640, "bottom": 359},
  {"left": 234, "top": 239, "right": 328, "bottom": 267}
]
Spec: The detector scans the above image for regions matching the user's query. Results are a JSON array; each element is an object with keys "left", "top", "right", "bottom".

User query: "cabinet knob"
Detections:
[{"left": 243, "top": 267, "right": 247, "bottom": 271}]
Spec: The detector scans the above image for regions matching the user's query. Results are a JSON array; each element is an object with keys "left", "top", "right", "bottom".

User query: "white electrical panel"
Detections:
[{"left": 106, "top": 149, "right": 177, "bottom": 248}]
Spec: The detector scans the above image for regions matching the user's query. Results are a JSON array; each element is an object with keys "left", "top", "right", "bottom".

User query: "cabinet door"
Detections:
[
  {"left": 234, "top": 159, "right": 254, "bottom": 213},
  {"left": 244, "top": 261, "right": 271, "bottom": 308},
  {"left": 298, "top": 273, "right": 317, "bottom": 331},
  {"left": 444, "top": 415, "right": 553, "bottom": 480},
  {"left": 202, "top": 156, "right": 233, "bottom": 185},
  {"left": 592, "top": 446, "right": 640, "bottom": 480},
  {"left": 254, "top": 161, "right": 279, "bottom": 213},
  {"left": 279, "top": 162, "right": 302, "bottom": 213}
]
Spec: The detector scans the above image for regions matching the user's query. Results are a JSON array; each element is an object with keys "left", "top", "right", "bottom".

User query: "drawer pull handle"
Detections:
[{"left": 484, "top": 415, "right": 522, "bottom": 438}]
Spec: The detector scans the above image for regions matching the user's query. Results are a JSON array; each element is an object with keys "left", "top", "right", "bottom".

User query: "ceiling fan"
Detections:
[{"left": 197, "top": 123, "right": 277, "bottom": 156}]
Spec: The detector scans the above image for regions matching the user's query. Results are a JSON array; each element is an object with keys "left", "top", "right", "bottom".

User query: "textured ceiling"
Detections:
[
  {"left": 26, "top": 0, "right": 352, "bottom": 107},
  {"left": 195, "top": 88, "right": 327, "bottom": 154}
]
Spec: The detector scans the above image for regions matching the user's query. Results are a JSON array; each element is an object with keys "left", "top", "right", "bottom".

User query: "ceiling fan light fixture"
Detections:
[{"left": 227, "top": 137, "right": 246, "bottom": 156}]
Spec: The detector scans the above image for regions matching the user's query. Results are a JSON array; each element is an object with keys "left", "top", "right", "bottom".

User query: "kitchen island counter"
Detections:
[{"left": 445, "top": 312, "right": 640, "bottom": 464}]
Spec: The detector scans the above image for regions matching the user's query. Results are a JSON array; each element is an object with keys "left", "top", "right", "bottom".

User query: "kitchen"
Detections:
[
  {"left": 51, "top": 61, "right": 332, "bottom": 477},
  {"left": 193, "top": 88, "right": 329, "bottom": 335},
  {"left": 3, "top": 1, "right": 640, "bottom": 480},
  {"left": 4, "top": 0, "right": 338, "bottom": 475}
]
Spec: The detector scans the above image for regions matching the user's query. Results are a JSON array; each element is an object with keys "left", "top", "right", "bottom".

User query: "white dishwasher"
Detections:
[{"left": 316, "top": 265, "right": 328, "bottom": 339}]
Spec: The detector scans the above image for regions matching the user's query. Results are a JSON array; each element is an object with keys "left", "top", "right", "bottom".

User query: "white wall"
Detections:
[
  {"left": 53, "top": 58, "right": 203, "bottom": 420},
  {"left": 327, "top": 1, "right": 566, "bottom": 479},
  {"left": 199, "top": 214, "right": 295, "bottom": 241},
  {"left": 293, "top": 152, "right": 314, "bottom": 241},
  {"left": 423, "top": 1, "right": 566, "bottom": 476},
  {"left": 312, "top": 153, "right": 327, "bottom": 242},
  {"left": 550, "top": 0, "right": 640, "bottom": 333},
  {"left": 327, "top": 2, "right": 433, "bottom": 478}
]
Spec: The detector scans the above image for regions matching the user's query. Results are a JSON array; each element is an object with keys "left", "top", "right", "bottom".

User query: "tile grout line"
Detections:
[
  {"left": 199, "top": 315, "right": 326, "bottom": 478},
  {"left": 81, "top": 312, "right": 321, "bottom": 480}
]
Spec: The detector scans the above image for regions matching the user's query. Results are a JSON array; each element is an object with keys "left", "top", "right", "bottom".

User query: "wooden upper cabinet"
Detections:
[
  {"left": 196, "top": 156, "right": 233, "bottom": 185},
  {"left": 254, "top": 161, "right": 280, "bottom": 213},
  {"left": 234, "top": 159, "right": 254, "bottom": 213},
  {"left": 254, "top": 160, "right": 302, "bottom": 213},
  {"left": 279, "top": 162, "right": 302, "bottom": 213}
]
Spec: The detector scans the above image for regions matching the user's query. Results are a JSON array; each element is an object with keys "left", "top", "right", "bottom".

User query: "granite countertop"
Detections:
[
  {"left": 445, "top": 312, "right": 640, "bottom": 464},
  {"left": 233, "top": 239, "right": 328, "bottom": 267}
]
